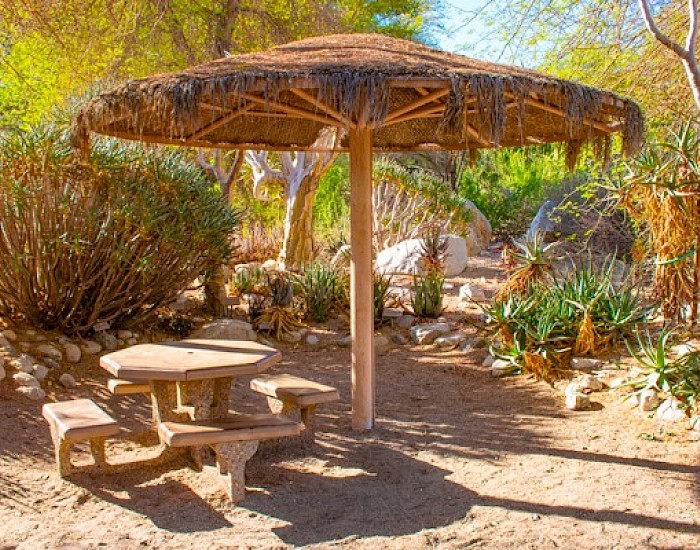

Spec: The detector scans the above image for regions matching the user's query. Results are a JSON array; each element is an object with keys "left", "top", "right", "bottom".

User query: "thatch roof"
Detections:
[{"left": 72, "top": 33, "right": 644, "bottom": 155}]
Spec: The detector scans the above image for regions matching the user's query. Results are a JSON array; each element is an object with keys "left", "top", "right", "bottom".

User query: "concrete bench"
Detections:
[
  {"left": 158, "top": 413, "right": 299, "bottom": 503},
  {"left": 107, "top": 378, "right": 151, "bottom": 395},
  {"left": 250, "top": 374, "right": 339, "bottom": 447},
  {"left": 42, "top": 399, "right": 120, "bottom": 477}
]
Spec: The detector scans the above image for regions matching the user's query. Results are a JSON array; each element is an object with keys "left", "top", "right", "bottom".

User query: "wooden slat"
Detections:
[
  {"left": 289, "top": 88, "right": 351, "bottom": 126},
  {"left": 188, "top": 104, "right": 256, "bottom": 141},
  {"left": 380, "top": 104, "right": 445, "bottom": 127},
  {"left": 242, "top": 94, "right": 343, "bottom": 127},
  {"left": 384, "top": 88, "right": 449, "bottom": 124}
]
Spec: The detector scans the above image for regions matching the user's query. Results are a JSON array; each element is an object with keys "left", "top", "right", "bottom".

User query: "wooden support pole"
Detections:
[{"left": 349, "top": 124, "right": 375, "bottom": 431}]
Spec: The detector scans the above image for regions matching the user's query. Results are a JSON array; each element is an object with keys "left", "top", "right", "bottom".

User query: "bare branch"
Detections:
[{"left": 637, "top": 0, "right": 688, "bottom": 58}]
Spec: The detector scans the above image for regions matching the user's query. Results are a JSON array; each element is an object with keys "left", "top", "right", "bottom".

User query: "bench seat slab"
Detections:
[
  {"left": 42, "top": 399, "right": 120, "bottom": 442},
  {"left": 250, "top": 374, "right": 339, "bottom": 407}
]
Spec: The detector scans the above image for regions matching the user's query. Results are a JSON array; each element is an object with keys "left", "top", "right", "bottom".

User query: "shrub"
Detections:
[
  {"left": 0, "top": 124, "right": 239, "bottom": 334},
  {"left": 295, "top": 262, "right": 339, "bottom": 322},
  {"left": 627, "top": 329, "right": 700, "bottom": 411},
  {"left": 486, "top": 257, "right": 651, "bottom": 382},
  {"left": 411, "top": 272, "right": 445, "bottom": 318}
]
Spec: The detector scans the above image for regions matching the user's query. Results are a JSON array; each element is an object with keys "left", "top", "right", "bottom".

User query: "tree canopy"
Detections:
[{"left": 0, "top": 0, "right": 439, "bottom": 127}]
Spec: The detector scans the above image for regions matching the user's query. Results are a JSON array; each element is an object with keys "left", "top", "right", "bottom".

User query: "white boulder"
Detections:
[
  {"left": 191, "top": 319, "right": 256, "bottom": 341},
  {"left": 458, "top": 284, "right": 487, "bottom": 302},
  {"left": 32, "top": 364, "right": 49, "bottom": 380},
  {"left": 434, "top": 333, "right": 466, "bottom": 349},
  {"left": 410, "top": 323, "right": 450, "bottom": 345},
  {"left": 655, "top": 399, "right": 687, "bottom": 422},
  {"left": 462, "top": 199, "right": 492, "bottom": 256},
  {"left": 376, "top": 235, "right": 468, "bottom": 277},
  {"left": 565, "top": 391, "right": 590, "bottom": 410},
  {"left": 12, "top": 355, "right": 36, "bottom": 374},
  {"left": 491, "top": 359, "right": 515, "bottom": 377},
  {"left": 13, "top": 372, "right": 40, "bottom": 387}
]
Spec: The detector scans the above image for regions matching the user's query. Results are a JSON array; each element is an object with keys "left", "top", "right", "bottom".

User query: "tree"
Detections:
[
  {"left": 244, "top": 130, "right": 340, "bottom": 269},
  {"left": 0, "top": 0, "right": 440, "bottom": 127},
  {"left": 471, "top": 1, "right": 698, "bottom": 121}
]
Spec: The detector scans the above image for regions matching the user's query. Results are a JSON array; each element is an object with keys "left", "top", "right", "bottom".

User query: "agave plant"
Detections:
[
  {"left": 294, "top": 262, "right": 339, "bottom": 322},
  {"left": 420, "top": 225, "right": 448, "bottom": 275},
  {"left": 411, "top": 271, "right": 444, "bottom": 318},
  {"left": 373, "top": 270, "right": 393, "bottom": 326},
  {"left": 496, "top": 231, "right": 559, "bottom": 300}
]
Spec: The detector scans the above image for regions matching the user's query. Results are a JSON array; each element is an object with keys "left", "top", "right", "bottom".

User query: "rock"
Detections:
[
  {"left": 387, "top": 286, "right": 413, "bottom": 303},
  {"left": 656, "top": 398, "right": 687, "bottom": 422},
  {"left": 35, "top": 344, "right": 62, "bottom": 362},
  {"left": 281, "top": 331, "right": 302, "bottom": 344},
  {"left": 258, "top": 338, "right": 274, "bottom": 347},
  {"left": 126, "top": 337, "right": 138, "bottom": 346},
  {"left": 390, "top": 333, "right": 408, "bottom": 345},
  {"left": 638, "top": 388, "right": 660, "bottom": 412},
  {"left": 375, "top": 235, "right": 469, "bottom": 277},
  {"left": 565, "top": 391, "right": 590, "bottom": 411},
  {"left": 305, "top": 334, "right": 320, "bottom": 345},
  {"left": 43, "top": 358, "right": 60, "bottom": 370},
  {"left": 116, "top": 330, "right": 133, "bottom": 340},
  {"left": 491, "top": 359, "right": 515, "bottom": 378},
  {"left": 374, "top": 334, "right": 390, "bottom": 355},
  {"left": 331, "top": 245, "right": 352, "bottom": 268},
  {"left": 191, "top": 319, "right": 257, "bottom": 341},
  {"left": 577, "top": 374, "right": 604, "bottom": 392},
  {"left": 463, "top": 199, "right": 492, "bottom": 255},
  {"left": 690, "top": 416, "right": 700, "bottom": 432},
  {"left": 434, "top": 333, "right": 466, "bottom": 349},
  {"left": 608, "top": 377, "right": 628, "bottom": 389},
  {"left": 94, "top": 331, "right": 119, "bottom": 351},
  {"left": 63, "top": 343, "right": 81, "bottom": 363},
  {"left": 459, "top": 340, "right": 475, "bottom": 352},
  {"left": 12, "top": 355, "right": 36, "bottom": 374},
  {"left": 13, "top": 372, "right": 40, "bottom": 387},
  {"left": 565, "top": 381, "right": 582, "bottom": 396},
  {"left": 482, "top": 354, "right": 495, "bottom": 368},
  {"left": 19, "top": 342, "right": 31, "bottom": 353},
  {"left": 57, "top": 335, "right": 71, "bottom": 345},
  {"left": 571, "top": 357, "right": 603, "bottom": 372},
  {"left": 382, "top": 307, "right": 404, "bottom": 319},
  {"left": 17, "top": 386, "right": 45, "bottom": 401},
  {"left": 395, "top": 314, "right": 415, "bottom": 329},
  {"left": 410, "top": 323, "right": 450, "bottom": 345},
  {"left": 458, "top": 284, "right": 487, "bottom": 302},
  {"left": 0, "top": 364, "right": 5, "bottom": 381},
  {"left": 1, "top": 329, "right": 17, "bottom": 341},
  {"left": 338, "top": 335, "right": 352, "bottom": 347},
  {"left": 81, "top": 340, "right": 102, "bottom": 355},
  {"left": 59, "top": 373, "right": 77, "bottom": 389},
  {"left": 32, "top": 364, "right": 49, "bottom": 380},
  {"left": 671, "top": 343, "right": 697, "bottom": 357},
  {"left": 92, "top": 321, "right": 111, "bottom": 332},
  {"left": 526, "top": 200, "right": 556, "bottom": 239},
  {"left": 261, "top": 259, "right": 278, "bottom": 271}
]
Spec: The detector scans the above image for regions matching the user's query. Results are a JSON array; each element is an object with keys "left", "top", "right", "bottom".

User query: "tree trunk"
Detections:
[{"left": 278, "top": 174, "right": 319, "bottom": 270}]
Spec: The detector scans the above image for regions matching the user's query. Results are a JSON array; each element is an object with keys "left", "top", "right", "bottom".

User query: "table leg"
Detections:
[
  {"left": 150, "top": 381, "right": 180, "bottom": 422},
  {"left": 212, "top": 377, "right": 233, "bottom": 419}
]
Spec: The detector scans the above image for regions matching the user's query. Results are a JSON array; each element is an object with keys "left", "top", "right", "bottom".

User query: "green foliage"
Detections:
[
  {"left": 314, "top": 163, "right": 350, "bottom": 242},
  {"left": 411, "top": 272, "right": 444, "bottom": 318},
  {"left": 627, "top": 329, "right": 700, "bottom": 410},
  {"left": 0, "top": 122, "right": 239, "bottom": 333},
  {"left": 230, "top": 266, "right": 267, "bottom": 296},
  {"left": 294, "top": 262, "right": 340, "bottom": 322},
  {"left": 457, "top": 146, "right": 571, "bottom": 238},
  {"left": 0, "top": 0, "right": 438, "bottom": 128},
  {"left": 487, "top": 257, "right": 651, "bottom": 380},
  {"left": 373, "top": 270, "right": 393, "bottom": 326}
]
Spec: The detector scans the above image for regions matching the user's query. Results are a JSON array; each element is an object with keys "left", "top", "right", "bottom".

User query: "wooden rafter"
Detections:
[
  {"left": 465, "top": 124, "right": 492, "bottom": 147},
  {"left": 243, "top": 93, "right": 343, "bottom": 127},
  {"left": 289, "top": 88, "right": 351, "bottom": 126},
  {"left": 383, "top": 88, "right": 449, "bottom": 124},
  {"left": 188, "top": 104, "right": 256, "bottom": 141},
  {"left": 380, "top": 103, "right": 445, "bottom": 128},
  {"left": 520, "top": 94, "right": 616, "bottom": 133}
]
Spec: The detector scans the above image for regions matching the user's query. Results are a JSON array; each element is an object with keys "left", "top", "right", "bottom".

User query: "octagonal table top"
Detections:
[{"left": 100, "top": 339, "right": 282, "bottom": 382}]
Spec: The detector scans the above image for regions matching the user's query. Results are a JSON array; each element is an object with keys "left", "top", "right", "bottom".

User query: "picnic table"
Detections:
[{"left": 100, "top": 339, "right": 282, "bottom": 423}]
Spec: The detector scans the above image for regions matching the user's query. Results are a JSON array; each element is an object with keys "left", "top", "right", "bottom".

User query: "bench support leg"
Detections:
[
  {"left": 267, "top": 397, "right": 316, "bottom": 448},
  {"left": 48, "top": 425, "right": 72, "bottom": 478},
  {"left": 213, "top": 441, "right": 259, "bottom": 503},
  {"left": 89, "top": 437, "right": 108, "bottom": 469}
]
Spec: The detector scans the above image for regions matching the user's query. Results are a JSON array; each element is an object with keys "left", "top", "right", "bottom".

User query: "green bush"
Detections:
[
  {"left": 294, "top": 262, "right": 339, "bottom": 322},
  {"left": 0, "top": 123, "right": 240, "bottom": 334},
  {"left": 486, "top": 258, "right": 651, "bottom": 381}
]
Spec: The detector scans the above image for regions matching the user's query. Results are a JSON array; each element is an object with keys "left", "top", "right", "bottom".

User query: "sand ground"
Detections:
[{"left": 1, "top": 254, "right": 699, "bottom": 549}]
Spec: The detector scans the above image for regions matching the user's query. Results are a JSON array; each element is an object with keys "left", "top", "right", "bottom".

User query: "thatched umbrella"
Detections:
[{"left": 73, "top": 33, "right": 644, "bottom": 431}]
